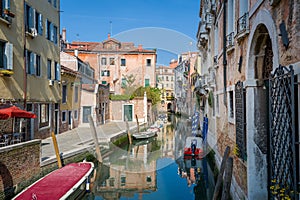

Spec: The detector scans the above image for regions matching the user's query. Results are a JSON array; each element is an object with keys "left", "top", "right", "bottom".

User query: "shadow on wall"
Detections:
[{"left": 0, "top": 162, "right": 14, "bottom": 199}]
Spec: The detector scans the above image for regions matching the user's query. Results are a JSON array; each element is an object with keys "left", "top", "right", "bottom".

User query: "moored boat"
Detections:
[
  {"left": 132, "top": 131, "right": 157, "bottom": 140},
  {"left": 13, "top": 161, "right": 94, "bottom": 200},
  {"left": 184, "top": 136, "right": 204, "bottom": 158}
]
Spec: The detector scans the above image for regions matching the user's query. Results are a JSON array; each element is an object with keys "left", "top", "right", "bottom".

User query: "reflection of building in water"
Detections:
[
  {"left": 94, "top": 142, "right": 158, "bottom": 199},
  {"left": 160, "top": 121, "right": 176, "bottom": 158}
]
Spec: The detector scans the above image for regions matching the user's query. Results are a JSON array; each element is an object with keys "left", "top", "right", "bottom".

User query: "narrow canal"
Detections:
[{"left": 84, "top": 115, "right": 215, "bottom": 200}]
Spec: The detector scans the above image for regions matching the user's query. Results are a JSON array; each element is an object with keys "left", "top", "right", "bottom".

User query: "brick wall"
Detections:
[{"left": 0, "top": 140, "right": 41, "bottom": 199}]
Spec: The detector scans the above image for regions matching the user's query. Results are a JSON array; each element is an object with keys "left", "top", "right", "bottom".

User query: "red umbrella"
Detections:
[{"left": 0, "top": 106, "right": 36, "bottom": 120}]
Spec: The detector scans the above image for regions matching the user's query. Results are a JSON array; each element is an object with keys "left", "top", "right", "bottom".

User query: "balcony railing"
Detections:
[
  {"left": 226, "top": 32, "right": 234, "bottom": 48},
  {"left": 237, "top": 12, "right": 249, "bottom": 35}
]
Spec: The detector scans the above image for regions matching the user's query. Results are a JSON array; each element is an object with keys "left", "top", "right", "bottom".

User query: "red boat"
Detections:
[
  {"left": 184, "top": 137, "right": 204, "bottom": 158},
  {"left": 13, "top": 162, "right": 94, "bottom": 200}
]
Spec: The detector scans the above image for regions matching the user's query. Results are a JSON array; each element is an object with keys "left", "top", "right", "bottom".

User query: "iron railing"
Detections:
[
  {"left": 226, "top": 32, "right": 234, "bottom": 48},
  {"left": 268, "top": 65, "right": 298, "bottom": 199},
  {"left": 237, "top": 12, "right": 249, "bottom": 35},
  {"left": 235, "top": 81, "right": 247, "bottom": 161}
]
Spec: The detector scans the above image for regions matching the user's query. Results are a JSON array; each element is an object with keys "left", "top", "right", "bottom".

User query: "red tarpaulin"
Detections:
[{"left": 0, "top": 106, "right": 36, "bottom": 120}]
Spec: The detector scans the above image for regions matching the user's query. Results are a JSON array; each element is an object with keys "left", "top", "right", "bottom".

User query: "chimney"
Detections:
[
  {"left": 138, "top": 44, "right": 142, "bottom": 50},
  {"left": 108, "top": 33, "right": 111, "bottom": 39},
  {"left": 74, "top": 49, "right": 78, "bottom": 57},
  {"left": 62, "top": 28, "right": 66, "bottom": 42}
]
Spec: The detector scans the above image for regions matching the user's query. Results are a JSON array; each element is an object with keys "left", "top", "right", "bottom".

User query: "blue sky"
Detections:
[{"left": 60, "top": 0, "right": 200, "bottom": 65}]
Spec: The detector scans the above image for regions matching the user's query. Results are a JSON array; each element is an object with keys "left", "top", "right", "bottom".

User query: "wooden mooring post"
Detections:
[
  {"left": 213, "top": 146, "right": 231, "bottom": 200},
  {"left": 88, "top": 115, "right": 102, "bottom": 163},
  {"left": 125, "top": 116, "right": 132, "bottom": 145},
  {"left": 51, "top": 131, "right": 62, "bottom": 168},
  {"left": 221, "top": 157, "right": 233, "bottom": 200}
]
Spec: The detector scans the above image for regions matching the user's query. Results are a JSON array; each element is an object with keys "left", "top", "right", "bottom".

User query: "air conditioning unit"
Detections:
[
  {"left": 30, "top": 28, "right": 37, "bottom": 37},
  {"left": 49, "top": 80, "right": 54, "bottom": 86}
]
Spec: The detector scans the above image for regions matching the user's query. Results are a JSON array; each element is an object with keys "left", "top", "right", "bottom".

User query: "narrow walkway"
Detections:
[{"left": 41, "top": 121, "right": 137, "bottom": 166}]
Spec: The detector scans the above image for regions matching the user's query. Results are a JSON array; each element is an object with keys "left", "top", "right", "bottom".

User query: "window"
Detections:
[
  {"left": 46, "top": 19, "right": 51, "bottom": 40},
  {"left": 101, "top": 70, "right": 110, "bottom": 76},
  {"left": 120, "top": 176, "right": 126, "bottom": 186},
  {"left": 25, "top": 50, "right": 41, "bottom": 76},
  {"left": 35, "top": 11, "right": 43, "bottom": 35},
  {"left": 145, "top": 79, "right": 150, "bottom": 87},
  {"left": 227, "top": 0, "right": 235, "bottom": 34},
  {"left": 45, "top": 19, "right": 58, "bottom": 43},
  {"left": 53, "top": 0, "right": 57, "bottom": 8},
  {"left": 228, "top": 90, "right": 234, "bottom": 121},
  {"left": 47, "top": 59, "right": 51, "bottom": 79},
  {"left": 109, "top": 178, "right": 115, "bottom": 187},
  {"left": 62, "top": 111, "right": 66, "bottom": 122},
  {"left": 74, "top": 86, "right": 79, "bottom": 103},
  {"left": 109, "top": 58, "right": 115, "bottom": 65},
  {"left": 53, "top": 25, "right": 58, "bottom": 44},
  {"left": 36, "top": 54, "right": 41, "bottom": 76},
  {"left": 146, "top": 59, "right": 151, "bottom": 66},
  {"left": 62, "top": 85, "right": 67, "bottom": 103},
  {"left": 0, "top": 41, "right": 13, "bottom": 70},
  {"left": 74, "top": 110, "right": 78, "bottom": 120},
  {"left": 25, "top": 50, "right": 34, "bottom": 75},
  {"left": 1, "top": 0, "right": 11, "bottom": 20},
  {"left": 121, "top": 78, "right": 127, "bottom": 88},
  {"left": 39, "top": 104, "right": 49, "bottom": 127},
  {"left": 121, "top": 58, "right": 126, "bottom": 66},
  {"left": 101, "top": 57, "right": 107, "bottom": 65},
  {"left": 54, "top": 62, "right": 60, "bottom": 80}
]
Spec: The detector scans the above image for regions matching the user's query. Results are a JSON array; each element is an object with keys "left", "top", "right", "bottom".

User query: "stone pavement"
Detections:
[{"left": 41, "top": 121, "right": 138, "bottom": 166}]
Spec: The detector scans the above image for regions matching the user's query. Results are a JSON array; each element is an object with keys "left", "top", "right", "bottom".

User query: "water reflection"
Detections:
[{"left": 85, "top": 115, "right": 214, "bottom": 200}]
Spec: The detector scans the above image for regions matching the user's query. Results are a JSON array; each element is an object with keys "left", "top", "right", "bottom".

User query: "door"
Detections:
[
  {"left": 123, "top": 105, "right": 133, "bottom": 121},
  {"left": 82, "top": 106, "right": 92, "bottom": 123},
  {"left": 26, "top": 104, "right": 35, "bottom": 140},
  {"left": 68, "top": 111, "right": 72, "bottom": 129}
]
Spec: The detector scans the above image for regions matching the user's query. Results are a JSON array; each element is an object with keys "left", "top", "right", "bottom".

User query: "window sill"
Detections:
[{"left": 0, "top": 16, "right": 11, "bottom": 26}]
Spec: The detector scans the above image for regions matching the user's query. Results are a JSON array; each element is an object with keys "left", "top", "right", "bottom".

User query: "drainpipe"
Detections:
[
  {"left": 23, "top": 0, "right": 27, "bottom": 109},
  {"left": 223, "top": 0, "right": 227, "bottom": 105}
]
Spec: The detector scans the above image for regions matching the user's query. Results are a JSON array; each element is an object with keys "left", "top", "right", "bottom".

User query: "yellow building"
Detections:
[
  {"left": 60, "top": 66, "right": 81, "bottom": 133},
  {"left": 0, "top": 0, "right": 61, "bottom": 139}
]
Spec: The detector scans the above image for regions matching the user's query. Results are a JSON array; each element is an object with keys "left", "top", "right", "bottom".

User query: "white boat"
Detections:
[{"left": 132, "top": 131, "right": 157, "bottom": 140}]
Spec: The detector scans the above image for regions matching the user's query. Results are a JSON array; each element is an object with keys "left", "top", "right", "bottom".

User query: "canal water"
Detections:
[{"left": 83, "top": 115, "right": 215, "bottom": 200}]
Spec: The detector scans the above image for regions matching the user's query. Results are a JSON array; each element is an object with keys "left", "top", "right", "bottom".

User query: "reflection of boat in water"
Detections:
[
  {"left": 184, "top": 136, "right": 203, "bottom": 158},
  {"left": 13, "top": 161, "right": 94, "bottom": 200},
  {"left": 132, "top": 136, "right": 156, "bottom": 146}
]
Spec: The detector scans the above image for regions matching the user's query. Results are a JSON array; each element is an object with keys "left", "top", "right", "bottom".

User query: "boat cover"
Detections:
[{"left": 14, "top": 162, "right": 93, "bottom": 200}]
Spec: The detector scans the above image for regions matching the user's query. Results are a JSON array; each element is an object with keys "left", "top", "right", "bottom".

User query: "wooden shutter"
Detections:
[{"left": 4, "top": 43, "right": 13, "bottom": 70}]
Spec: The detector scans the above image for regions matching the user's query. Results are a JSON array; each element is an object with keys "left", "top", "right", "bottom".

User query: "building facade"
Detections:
[
  {"left": 174, "top": 52, "right": 199, "bottom": 116},
  {"left": 156, "top": 64, "right": 175, "bottom": 113},
  {"left": 0, "top": 0, "right": 61, "bottom": 139},
  {"left": 60, "top": 65, "right": 81, "bottom": 133},
  {"left": 61, "top": 31, "right": 157, "bottom": 95},
  {"left": 197, "top": 0, "right": 300, "bottom": 199}
]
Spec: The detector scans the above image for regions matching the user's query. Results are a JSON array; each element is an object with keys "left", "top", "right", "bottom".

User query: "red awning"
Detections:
[{"left": 0, "top": 106, "right": 36, "bottom": 120}]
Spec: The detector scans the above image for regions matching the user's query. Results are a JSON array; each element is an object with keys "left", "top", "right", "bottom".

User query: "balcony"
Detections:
[
  {"left": 236, "top": 12, "right": 249, "bottom": 42},
  {"left": 226, "top": 32, "right": 235, "bottom": 53},
  {"left": 205, "top": 13, "right": 214, "bottom": 30}
]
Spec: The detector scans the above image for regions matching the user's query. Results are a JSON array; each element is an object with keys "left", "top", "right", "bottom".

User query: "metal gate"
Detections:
[
  {"left": 235, "top": 81, "right": 247, "bottom": 161},
  {"left": 268, "top": 65, "right": 298, "bottom": 199}
]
